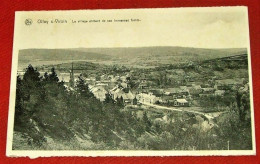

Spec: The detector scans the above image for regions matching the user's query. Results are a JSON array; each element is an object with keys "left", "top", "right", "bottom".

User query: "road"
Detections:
[{"left": 140, "top": 102, "right": 215, "bottom": 120}]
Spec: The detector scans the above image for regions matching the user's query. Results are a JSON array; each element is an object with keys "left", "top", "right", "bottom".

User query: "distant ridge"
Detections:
[
  {"left": 19, "top": 49, "right": 110, "bottom": 61},
  {"left": 18, "top": 46, "right": 247, "bottom": 69},
  {"left": 69, "top": 46, "right": 246, "bottom": 58}
]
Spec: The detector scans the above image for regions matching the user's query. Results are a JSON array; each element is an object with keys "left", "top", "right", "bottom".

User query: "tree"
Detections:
[
  {"left": 116, "top": 96, "right": 124, "bottom": 107},
  {"left": 105, "top": 92, "right": 114, "bottom": 104},
  {"left": 23, "top": 64, "right": 41, "bottom": 83},
  {"left": 21, "top": 64, "right": 45, "bottom": 106},
  {"left": 43, "top": 72, "right": 49, "bottom": 81},
  {"left": 127, "top": 79, "right": 136, "bottom": 89},
  {"left": 14, "top": 76, "right": 24, "bottom": 127},
  {"left": 120, "top": 96, "right": 124, "bottom": 106},
  {"left": 14, "top": 65, "right": 49, "bottom": 146},
  {"left": 75, "top": 75, "right": 93, "bottom": 98},
  {"left": 236, "top": 90, "right": 250, "bottom": 122},
  {"left": 48, "top": 67, "right": 59, "bottom": 83}
]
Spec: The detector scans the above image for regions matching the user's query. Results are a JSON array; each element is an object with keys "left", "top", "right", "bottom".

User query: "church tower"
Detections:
[{"left": 69, "top": 62, "right": 74, "bottom": 87}]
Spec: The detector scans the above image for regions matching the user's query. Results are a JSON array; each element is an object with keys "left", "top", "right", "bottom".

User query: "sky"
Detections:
[{"left": 14, "top": 7, "right": 249, "bottom": 49}]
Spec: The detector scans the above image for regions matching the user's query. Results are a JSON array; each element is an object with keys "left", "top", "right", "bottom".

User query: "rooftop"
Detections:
[{"left": 175, "top": 99, "right": 188, "bottom": 103}]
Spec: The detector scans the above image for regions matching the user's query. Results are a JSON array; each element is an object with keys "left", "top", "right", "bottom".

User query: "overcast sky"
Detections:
[{"left": 14, "top": 7, "right": 249, "bottom": 49}]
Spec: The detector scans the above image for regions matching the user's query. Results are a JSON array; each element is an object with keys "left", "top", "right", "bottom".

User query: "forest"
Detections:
[{"left": 13, "top": 65, "right": 252, "bottom": 150}]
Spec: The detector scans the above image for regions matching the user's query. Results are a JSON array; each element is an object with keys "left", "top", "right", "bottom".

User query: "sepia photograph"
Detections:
[{"left": 6, "top": 7, "right": 255, "bottom": 157}]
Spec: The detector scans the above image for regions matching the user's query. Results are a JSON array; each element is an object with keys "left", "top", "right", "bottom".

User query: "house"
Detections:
[
  {"left": 120, "top": 82, "right": 128, "bottom": 88},
  {"left": 138, "top": 92, "right": 160, "bottom": 104},
  {"left": 110, "top": 87, "right": 136, "bottom": 105},
  {"left": 214, "top": 78, "right": 244, "bottom": 90},
  {"left": 148, "top": 89, "right": 164, "bottom": 97},
  {"left": 138, "top": 89, "right": 164, "bottom": 104},
  {"left": 199, "top": 88, "right": 215, "bottom": 97},
  {"left": 173, "top": 99, "right": 189, "bottom": 107},
  {"left": 187, "top": 85, "right": 203, "bottom": 98},
  {"left": 95, "top": 83, "right": 109, "bottom": 91},
  {"left": 121, "top": 92, "right": 136, "bottom": 105},
  {"left": 120, "top": 76, "right": 127, "bottom": 82},
  {"left": 164, "top": 88, "right": 180, "bottom": 96},
  {"left": 164, "top": 87, "right": 190, "bottom": 98},
  {"left": 139, "top": 81, "right": 148, "bottom": 89},
  {"left": 178, "top": 88, "right": 190, "bottom": 97},
  {"left": 160, "top": 95, "right": 174, "bottom": 104},
  {"left": 90, "top": 86, "right": 108, "bottom": 102}
]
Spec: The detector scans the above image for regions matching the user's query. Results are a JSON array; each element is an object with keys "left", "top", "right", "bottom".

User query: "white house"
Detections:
[
  {"left": 138, "top": 92, "right": 160, "bottom": 104},
  {"left": 173, "top": 99, "right": 189, "bottom": 107}
]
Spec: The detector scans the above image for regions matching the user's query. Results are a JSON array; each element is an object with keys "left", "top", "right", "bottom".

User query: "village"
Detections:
[
  {"left": 16, "top": 51, "right": 249, "bottom": 117},
  {"left": 54, "top": 62, "right": 248, "bottom": 114}
]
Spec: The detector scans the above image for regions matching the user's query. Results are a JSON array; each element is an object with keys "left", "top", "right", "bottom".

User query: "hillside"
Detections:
[
  {"left": 18, "top": 49, "right": 109, "bottom": 70},
  {"left": 18, "top": 47, "right": 247, "bottom": 69},
  {"left": 72, "top": 46, "right": 246, "bottom": 59}
]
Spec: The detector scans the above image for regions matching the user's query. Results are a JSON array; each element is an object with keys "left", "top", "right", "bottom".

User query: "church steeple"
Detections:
[{"left": 69, "top": 62, "right": 74, "bottom": 87}]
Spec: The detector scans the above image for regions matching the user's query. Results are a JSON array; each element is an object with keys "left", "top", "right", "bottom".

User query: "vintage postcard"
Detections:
[{"left": 6, "top": 7, "right": 255, "bottom": 158}]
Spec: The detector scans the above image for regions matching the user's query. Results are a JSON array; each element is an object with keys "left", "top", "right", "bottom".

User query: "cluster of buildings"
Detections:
[
  {"left": 18, "top": 64, "right": 248, "bottom": 109},
  {"left": 87, "top": 74, "right": 138, "bottom": 105},
  {"left": 75, "top": 72, "right": 247, "bottom": 108}
]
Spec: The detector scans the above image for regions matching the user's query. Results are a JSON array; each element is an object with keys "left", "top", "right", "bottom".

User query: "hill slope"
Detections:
[
  {"left": 18, "top": 47, "right": 247, "bottom": 69},
  {"left": 73, "top": 46, "right": 246, "bottom": 59}
]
